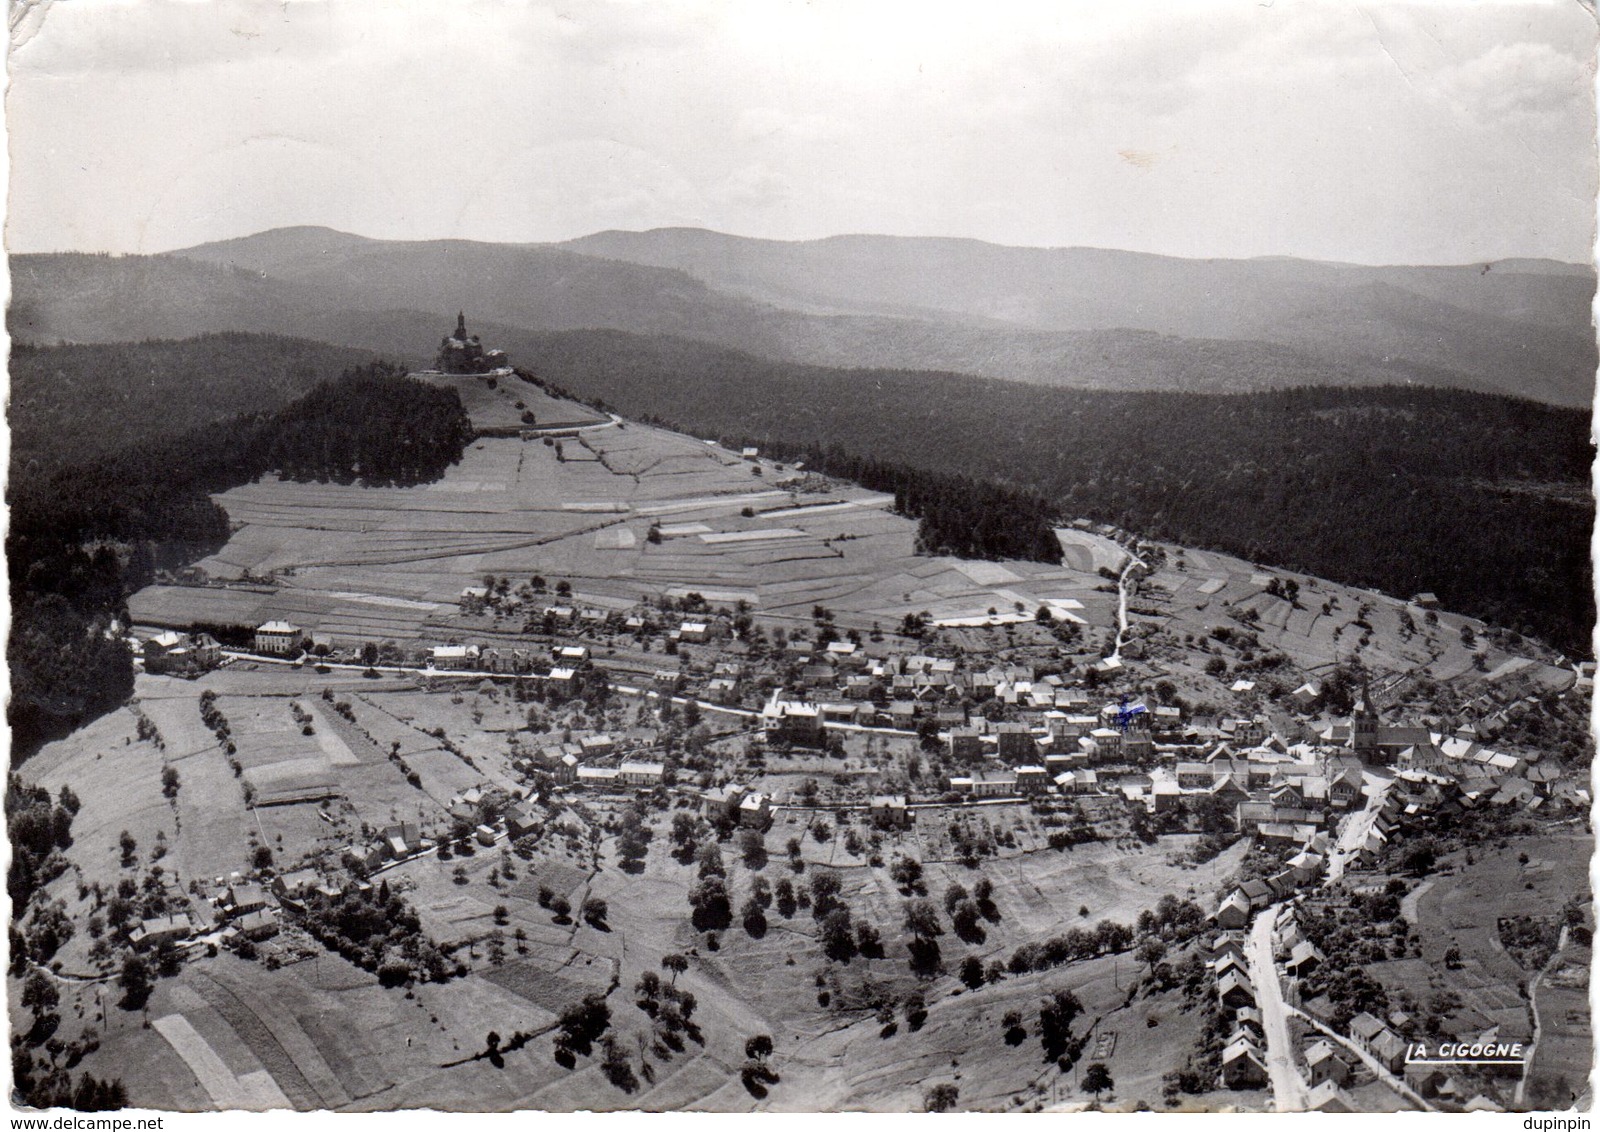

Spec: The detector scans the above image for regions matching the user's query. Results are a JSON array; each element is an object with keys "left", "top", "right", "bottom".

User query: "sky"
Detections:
[{"left": 5, "top": 0, "right": 1598, "bottom": 264}]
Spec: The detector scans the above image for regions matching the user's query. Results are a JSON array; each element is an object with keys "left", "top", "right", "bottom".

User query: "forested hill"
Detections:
[
  {"left": 8, "top": 366, "right": 474, "bottom": 758},
  {"left": 9, "top": 334, "right": 382, "bottom": 477},
  {"left": 514, "top": 328, "right": 1594, "bottom": 657}
]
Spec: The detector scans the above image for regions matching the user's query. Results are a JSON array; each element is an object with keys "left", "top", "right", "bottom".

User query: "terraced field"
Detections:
[{"left": 131, "top": 409, "right": 1126, "bottom": 641}]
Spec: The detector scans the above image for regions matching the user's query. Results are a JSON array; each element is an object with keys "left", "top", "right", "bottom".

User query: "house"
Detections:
[
  {"left": 429, "top": 644, "right": 481, "bottom": 670},
  {"left": 995, "top": 722, "right": 1036, "bottom": 763},
  {"left": 224, "top": 882, "right": 268, "bottom": 918},
  {"left": 575, "top": 766, "right": 619, "bottom": 787},
  {"left": 1054, "top": 769, "right": 1099, "bottom": 795},
  {"left": 707, "top": 678, "right": 740, "bottom": 705},
  {"left": 1211, "top": 951, "right": 1248, "bottom": 979},
  {"left": 653, "top": 669, "right": 684, "bottom": 693},
  {"left": 254, "top": 621, "right": 300, "bottom": 655},
  {"left": 579, "top": 734, "right": 617, "bottom": 758},
  {"left": 1238, "top": 879, "right": 1274, "bottom": 908},
  {"left": 947, "top": 727, "right": 984, "bottom": 760},
  {"left": 380, "top": 821, "right": 424, "bottom": 858},
  {"left": 1289, "top": 682, "right": 1322, "bottom": 711},
  {"left": 1214, "top": 891, "right": 1252, "bottom": 930},
  {"left": 870, "top": 795, "right": 912, "bottom": 828},
  {"left": 1221, "top": 1038, "right": 1269, "bottom": 1089},
  {"left": 679, "top": 621, "right": 711, "bottom": 643},
  {"left": 1151, "top": 780, "right": 1182, "bottom": 812},
  {"left": 1285, "top": 940, "right": 1324, "bottom": 977},
  {"left": 700, "top": 783, "right": 747, "bottom": 821},
  {"left": 130, "top": 912, "right": 193, "bottom": 951},
  {"left": 1306, "top": 1081, "right": 1355, "bottom": 1112},
  {"left": 1330, "top": 768, "right": 1364, "bottom": 808},
  {"left": 1349, "top": 1013, "right": 1407, "bottom": 1073},
  {"left": 950, "top": 770, "right": 1018, "bottom": 798},
  {"left": 1210, "top": 933, "right": 1247, "bottom": 962},
  {"left": 1216, "top": 970, "right": 1256, "bottom": 1009},
  {"left": 762, "top": 694, "right": 826, "bottom": 746},
  {"left": 506, "top": 800, "right": 543, "bottom": 839},
  {"left": 1087, "top": 727, "right": 1123, "bottom": 761},
  {"left": 1286, "top": 850, "right": 1325, "bottom": 884},
  {"left": 232, "top": 908, "right": 279, "bottom": 941},
  {"left": 474, "top": 824, "right": 498, "bottom": 847},
  {"left": 820, "top": 702, "right": 860, "bottom": 725},
  {"left": 738, "top": 792, "right": 772, "bottom": 829},
  {"left": 619, "top": 761, "right": 665, "bottom": 787},
  {"left": 1177, "top": 762, "right": 1216, "bottom": 790},
  {"left": 1306, "top": 1040, "right": 1352, "bottom": 1087},
  {"left": 556, "top": 645, "right": 589, "bottom": 664},
  {"left": 1234, "top": 1006, "right": 1264, "bottom": 1037},
  {"left": 1015, "top": 766, "right": 1050, "bottom": 794}
]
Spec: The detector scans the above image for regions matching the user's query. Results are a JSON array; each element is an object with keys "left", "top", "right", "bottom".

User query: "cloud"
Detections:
[{"left": 1428, "top": 40, "right": 1594, "bottom": 129}]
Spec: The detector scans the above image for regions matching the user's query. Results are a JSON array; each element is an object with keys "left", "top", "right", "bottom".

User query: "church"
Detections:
[
  {"left": 435, "top": 312, "right": 509, "bottom": 375},
  {"left": 1350, "top": 679, "right": 1431, "bottom": 766}
]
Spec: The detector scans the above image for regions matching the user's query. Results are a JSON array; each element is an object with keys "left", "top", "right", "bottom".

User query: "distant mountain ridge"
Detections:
[{"left": 9, "top": 225, "right": 1595, "bottom": 405}]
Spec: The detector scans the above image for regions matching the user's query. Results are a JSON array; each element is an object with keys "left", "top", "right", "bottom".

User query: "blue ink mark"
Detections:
[{"left": 1114, "top": 695, "right": 1146, "bottom": 733}]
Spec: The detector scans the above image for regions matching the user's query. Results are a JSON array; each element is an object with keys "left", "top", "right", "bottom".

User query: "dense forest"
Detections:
[
  {"left": 518, "top": 329, "right": 1595, "bottom": 656},
  {"left": 8, "top": 365, "right": 474, "bottom": 757},
  {"left": 9, "top": 334, "right": 381, "bottom": 477}
]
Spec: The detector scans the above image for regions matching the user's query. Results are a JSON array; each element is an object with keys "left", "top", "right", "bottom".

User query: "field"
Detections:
[{"left": 128, "top": 407, "right": 1126, "bottom": 642}]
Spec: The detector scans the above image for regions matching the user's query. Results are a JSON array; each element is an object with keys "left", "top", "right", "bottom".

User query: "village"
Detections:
[
  {"left": 11, "top": 352, "right": 1591, "bottom": 1114},
  {"left": 90, "top": 568, "right": 1594, "bottom": 1113}
]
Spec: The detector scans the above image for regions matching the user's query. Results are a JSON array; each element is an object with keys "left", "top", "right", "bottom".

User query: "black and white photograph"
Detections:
[{"left": 4, "top": 0, "right": 1596, "bottom": 1117}]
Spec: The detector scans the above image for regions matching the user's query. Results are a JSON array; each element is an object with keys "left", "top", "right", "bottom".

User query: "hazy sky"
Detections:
[{"left": 7, "top": 0, "right": 1597, "bottom": 263}]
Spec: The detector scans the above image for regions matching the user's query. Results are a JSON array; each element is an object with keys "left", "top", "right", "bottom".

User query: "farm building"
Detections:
[{"left": 130, "top": 912, "right": 194, "bottom": 951}]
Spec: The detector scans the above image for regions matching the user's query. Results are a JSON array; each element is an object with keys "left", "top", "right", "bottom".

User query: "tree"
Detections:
[
  {"left": 889, "top": 855, "right": 924, "bottom": 892},
  {"left": 903, "top": 899, "right": 943, "bottom": 939},
  {"left": 118, "top": 954, "right": 153, "bottom": 1009},
  {"left": 118, "top": 830, "right": 137, "bottom": 868},
  {"left": 820, "top": 908, "right": 856, "bottom": 961},
  {"left": 661, "top": 953, "right": 689, "bottom": 986},
  {"left": 741, "top": 896, "right": 767, "bottom": 936},
  {"left": 21, "top": 971, "right": 58, "bottom": 1015},
  {"left": 160, "top": 765, "right": 180, "bottom": 799},
  {"left": 1082, "top": 1062, "right": 1114, "bottom": 1098},
  {"left": 688, "top": 875, "right": 732, "bottom": 931},
  {"left": 1039, "top": 988, "right": 1083, "bottom": 1058},
  {"left": 959, "top": 955, "right": 985, "bottom": 989},
  {"left": 738, "top": 828, "right": 767, "bottom": 869},
  {"left": 809, "top": 869, "right": 843, "bottom": 918},
  {"left": 695, "top": 840, "right": 726, "bottom": 879},
  {"left": 581, "top": 897, "right": 608, "bottom": 927},
  {"left": 745, "top": 1034, "right": 774, "bottom": 1061},
  {"left": 924, "top": 1083, "right": 959, "bottom": 1112}
]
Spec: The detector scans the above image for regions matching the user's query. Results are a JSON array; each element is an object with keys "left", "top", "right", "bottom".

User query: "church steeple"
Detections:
[
  {"left": 1352, "top": 674, "right": 1379, "bottom": 763},
  {"left": 455, "top": 311, "right": 467, "bottom": 339}
]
